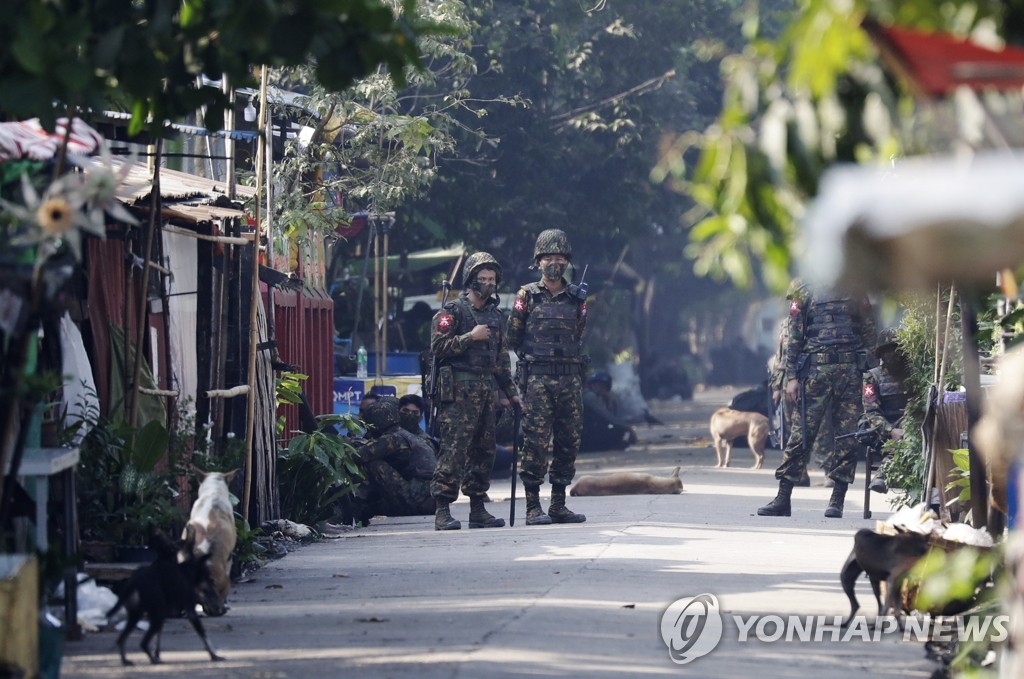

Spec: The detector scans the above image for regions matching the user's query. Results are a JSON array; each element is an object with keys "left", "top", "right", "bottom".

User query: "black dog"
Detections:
[
  {"left": 105, "top": 532, "right": 226, "bottom": 665},
  {"left": 840, "top": 528, "right": 930, "bottom": 626}
]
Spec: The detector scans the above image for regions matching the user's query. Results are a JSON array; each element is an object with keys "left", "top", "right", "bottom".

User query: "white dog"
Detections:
[{"left": 183, "top": 469, "right": 238, "bottom": 604}]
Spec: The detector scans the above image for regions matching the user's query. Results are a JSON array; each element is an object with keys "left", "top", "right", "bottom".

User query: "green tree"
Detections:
[
  {"left": 652, "top": 0, "right": 1008, "bottom": 291},
  {"left": 265, "top": 0, "right": 521, "bottom": 245},
  {"left": 0, "top": 0, "right": 435, "bottom": 133}
]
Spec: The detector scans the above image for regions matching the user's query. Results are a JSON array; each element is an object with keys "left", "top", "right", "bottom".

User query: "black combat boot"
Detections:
[
  {"left": 824, "top": 481, "right": 848, "bottom": 518},
  {"left": 434, "top": 501, "right": 461, "bottom": 531},
  {"left": 548, "top": 485, "right": 586, "bottom": 524},
  {"left": 468, "top": 495, "right": 505, "bottom": 529},
  {"left": 869, "top": 473, "right": 888, "bottom": 494},
  {"left": 756, "top": 479, "right": 793, "bottom": 517},
  {"left": 525, "top": 486, "right": 552, "bottom": 526}
]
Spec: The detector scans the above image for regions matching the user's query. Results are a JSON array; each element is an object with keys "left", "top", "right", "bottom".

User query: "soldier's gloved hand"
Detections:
[{"left": 510, "top": 395, "right": 524, "bottom": 414}]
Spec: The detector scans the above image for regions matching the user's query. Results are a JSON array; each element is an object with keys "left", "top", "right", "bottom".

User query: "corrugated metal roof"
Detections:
[{"left": 111, "top": 160, "right": 256, "bottom": 204}]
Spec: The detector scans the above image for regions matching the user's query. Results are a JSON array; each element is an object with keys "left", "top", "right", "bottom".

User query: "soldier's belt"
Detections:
[
  {"left": 453, "top": 370, "right": 495, "bottom": 382},
  {"left": 527, "top": 362, "right": 582, "bottom": 376},
  {"left": 809, "top": 352, "right": 859, "bottom": 365}
]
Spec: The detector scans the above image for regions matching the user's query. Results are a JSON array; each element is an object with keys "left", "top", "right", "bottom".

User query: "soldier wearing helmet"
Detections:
[
  {"left": 757, "top": 281, "right": 877, "bottom": 519},
  {"left": 351, "top": 396, "right": 437, "bottom": 522},
  {"left": 428, "top": 251, "right": 521, "bottom": 531},
  {"left": 506, "top": 228, "right": 588, "bottom": 525},
  {"left": 858, "top": 328, "right": 912, "bottom": 494}
]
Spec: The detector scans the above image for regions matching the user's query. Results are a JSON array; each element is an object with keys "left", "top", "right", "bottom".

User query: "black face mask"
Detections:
[
  {"left": 399, "top": 412, "right": 421, "bottom": 433},
  {"left": 542, "top": 261, "right": 567, "bottom": 281},
  {"left": 471, "top": 280, "right": 496, "bottom": 299}
]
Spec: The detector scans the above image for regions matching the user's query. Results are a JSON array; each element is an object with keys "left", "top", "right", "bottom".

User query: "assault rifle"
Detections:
[
  {"left": 835, "top": 426, "right": 882, "bottom": 520},
  {"left": 426, "top": 279, "right": 452, "bottom": 438}
]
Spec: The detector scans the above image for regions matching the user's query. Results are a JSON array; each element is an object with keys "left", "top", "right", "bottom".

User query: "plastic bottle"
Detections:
[{"left": 356, "top": 346, "right": 368, "bottom": 379}]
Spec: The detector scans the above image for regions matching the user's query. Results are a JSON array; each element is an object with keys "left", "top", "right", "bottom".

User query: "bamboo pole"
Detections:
[
  {"left": 382, "top": 228, "right": 389, "bottom": 375},
  {"left": 243, "top": 65, "right": 269, "bottom": 522},
  {"left": 128, "top": 138, "right": 163, "bottom": 429}
]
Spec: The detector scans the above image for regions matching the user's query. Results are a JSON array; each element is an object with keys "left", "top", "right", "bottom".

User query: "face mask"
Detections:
[
  {"left": 399, "top": 412, "right": 421, "bottom": 433},
  {"left": 542, "top": 261, "right": 567, "bottom": 281},
  {"left": 473, "top": 281, "right": 496, "bottom": 299}
]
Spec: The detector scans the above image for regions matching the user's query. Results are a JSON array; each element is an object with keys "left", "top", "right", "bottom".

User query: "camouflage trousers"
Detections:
[
  {"left": 430, "top": 378, "right": 496, "bottom": 503},
  {"left": 777, "top": 362, "right": 862, "bottom": 485},
  {"left": 363, "top": 460, "right": 433, "bottom": 516},
  {"left": 519, "top": 373, "right": 583, "bottom": 487}
]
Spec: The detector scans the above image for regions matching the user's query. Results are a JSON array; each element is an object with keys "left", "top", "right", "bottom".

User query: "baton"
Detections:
[{"left": 510, "top": 405, "right": 521, "bottom": 526}]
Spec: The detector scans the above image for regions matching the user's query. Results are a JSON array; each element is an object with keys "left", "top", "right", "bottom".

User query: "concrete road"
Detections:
[{"left": 62, "top": 387, "right": 939, "bottom": 678}]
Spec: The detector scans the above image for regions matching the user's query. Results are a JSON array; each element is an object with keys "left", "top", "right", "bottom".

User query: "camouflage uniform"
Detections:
[
  {"left": 759, "top": 281, "right": 876, "bottom": 518},
  {"left": 860, "top": 330, "right": 911, "bottom": 492},
  {"left": 507, "top": 228, "right": 588, "bottom": 525},
  {"left": 430, "top": 252, "right": 518, "bottom": 530},
  {"left": 356, "top": 398, "right": 436, "bottom": 517}
]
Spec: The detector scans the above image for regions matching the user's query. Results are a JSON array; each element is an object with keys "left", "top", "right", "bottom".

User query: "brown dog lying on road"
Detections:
[
  {"left": 709, "top": 407, "right": 767, "bottom": 469},
  {"left": 570, "top": 467, "right": 682, "bottom": 496}
]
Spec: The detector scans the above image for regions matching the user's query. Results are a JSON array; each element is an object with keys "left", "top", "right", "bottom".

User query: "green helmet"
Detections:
[
  {"left": 533, "top": 229, "right": 572, "bottom": 262},
  {"left": 875, "top": 328, "right": 899, "bottom": 357},
  {"left": 363, "top": 396, "right": 400, "bottom": 433},
  {"left": 462, "top": 251, "right": 502, "bottom": 288}
]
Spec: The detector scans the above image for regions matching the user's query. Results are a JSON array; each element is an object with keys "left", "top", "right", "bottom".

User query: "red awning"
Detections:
[{"left": 865, "top": 18, "right": 1024, "bottom": 97}]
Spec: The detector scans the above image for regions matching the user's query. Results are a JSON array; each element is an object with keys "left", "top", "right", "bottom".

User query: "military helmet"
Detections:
[
  {"left": 533, "top": 229, "right": 572, "bottom": 261},
  {"left": 363, "top": 395, "right": 400, "bottom": 432},
  {"left": 462, "top": 251, "right": 502, "bottom": 288},
  {"left": 875, "top": 328, "right": 899, "bottom": 357}
]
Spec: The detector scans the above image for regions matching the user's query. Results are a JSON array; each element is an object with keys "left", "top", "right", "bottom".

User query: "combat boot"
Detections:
[
  {"left": 525, "top": 486, "right": 552, "bottom": 526},
  {"left": 548, "top": 485, "right": 586, "bottom": 524},
  {"left": 756, "top": 479, "right": 793, "bottom": 516},
  {"left": 869, "top": 473, "right": 888, "bottom": 494},
  {"left": 824, "top": 481, "right": 848, "bottom": 518},
  {"left": 434, "top": 501, "right": 461, "bottom": 531},
  {"left": 468, "top": 495, "right": 505, "bottom": 529}
]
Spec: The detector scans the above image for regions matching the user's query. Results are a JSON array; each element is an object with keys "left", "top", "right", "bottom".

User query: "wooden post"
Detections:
[{"left": 243, "top": 66, "right": 269, "bottom": 523}]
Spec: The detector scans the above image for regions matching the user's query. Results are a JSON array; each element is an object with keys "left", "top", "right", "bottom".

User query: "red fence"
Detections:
[{"left": 269, "top": 286, "right": 334, "bottom": 441}]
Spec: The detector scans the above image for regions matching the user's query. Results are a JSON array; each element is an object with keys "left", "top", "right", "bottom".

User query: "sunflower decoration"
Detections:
[{"left": 1, "top": 141, "right": 138, "bottom": 261}]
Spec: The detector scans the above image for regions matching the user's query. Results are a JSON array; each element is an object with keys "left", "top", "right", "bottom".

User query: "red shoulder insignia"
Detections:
[
  {"left": 863, "top": 383, "right": 877, "bottom": 402},
  {"left": 789, "top": 299, "right": 801, "bottom": 317},
  {"left": 513, "top": 297, "right": 526, "bottom": 313},
  {"left": 581, "top": 301, "right": 587, "bottom": 317},
  {"left": 437, "top": 313, "right": 454, "bottom": 333}
]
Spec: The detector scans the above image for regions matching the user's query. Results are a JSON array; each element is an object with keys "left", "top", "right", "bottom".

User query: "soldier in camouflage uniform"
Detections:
[
  {"left": 355, "top": 396, "right": 437, "bottom": 518},
  {"left": 860, "top": 328, "right": 911, "bottom": 494},
  {"left": 506, "top": 229, "right": 588, "bottom": 525},
  {"left": 758, "top": 281, "right": 877, "bottom": 518},
  {"left": 429, "top": 252, "right": 522, "bottom": 531}
]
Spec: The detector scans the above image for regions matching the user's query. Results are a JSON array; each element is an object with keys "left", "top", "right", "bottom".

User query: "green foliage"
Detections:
[
  {"left": 265, "top": 0, "right": 516, "bottom": 248},
  {"left": 277, "top": 414, "right": 364, "bottom": 526},
  {"left": 72, "top": 409, "right": 184, "bottom": 546},
  {"left": 0, "top": 0, "right": 437, "bottom": 134},
  {"left": 653, "top": 0, "right": 1008, "bottom": 292},
  {"left": 883, "top": 291, "right": 963, "bottom": 509}
]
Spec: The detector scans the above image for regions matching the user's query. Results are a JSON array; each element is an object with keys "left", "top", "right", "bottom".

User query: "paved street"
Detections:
[{"left": 62, "top": 387, "right": 939, "bottom": 678}]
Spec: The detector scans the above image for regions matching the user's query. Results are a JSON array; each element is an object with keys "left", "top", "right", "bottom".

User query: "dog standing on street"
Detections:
[
  {"left": 183, "top": 469, "right": 238, "bottom": 606},
  {"left": 106, "top": 531, "right": 226, "bottom": 665},
  {"left": 840, "top": 528, "right": 930, "bottom": 626},
  {"left": 709, "top": 407, "right": 768, "bottom": 469}
]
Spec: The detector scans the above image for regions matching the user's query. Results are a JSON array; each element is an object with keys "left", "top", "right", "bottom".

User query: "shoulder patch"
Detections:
[
  {"left": 789, "top": 299, "right": 801, "bottom": 317},
  {"left": 437, "top": 312, "right": 454, "bottom": 333},
  {"left": 863, "top": 383, "right": 877, "bottom": 402},
  {"left": 513, "top": 296, "right": 526, "bottom": 313},
  {"left": 581, "top": 301, "right": 587, "bottom": 317}
]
